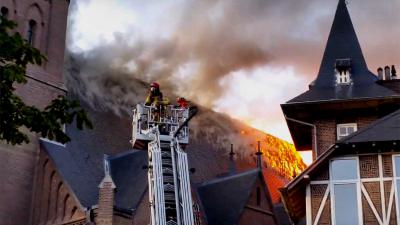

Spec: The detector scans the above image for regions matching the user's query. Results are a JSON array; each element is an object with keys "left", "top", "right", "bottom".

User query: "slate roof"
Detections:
[
  {"left": 40, "top": 97, "right": 136, "bottom": 209},
  {"left": 286, "top": 0, "right": 398, "bottom": 104},
  {"left": 109, "top": 150, "right": 148, "bottom": 212},
  {"left": 41, "top": 140, "right": 149, "bottom": 212},
  {"left": 41, "top": 140, "right": 99, "bottom": 208},
  {"left": 197, "top": 169, "right": 259, "bottom": 225},
  {"left": 338, "top": 109, "right": 400, "bottom": 143},
  {"left": 40, "top": 94, "right": 289, "bottom": 223}
]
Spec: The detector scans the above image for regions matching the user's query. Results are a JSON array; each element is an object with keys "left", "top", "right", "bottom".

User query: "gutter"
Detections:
[{"left": 284, "top": 115, "right": 317, "bottom": 160}]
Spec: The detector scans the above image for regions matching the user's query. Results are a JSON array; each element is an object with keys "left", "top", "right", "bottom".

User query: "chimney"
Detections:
[
  {"left": 377, "top": 67, "right": 384, "bottom": 80},
  {"left": 391, "top": 65, "right": 397, "bottom": 80},
  {"left": 97, "top": 155, "right": 116, "bottom": 225},
  {"left": 229, "top": 144, "right": 236, "bottom": 175},
  {"left": 384, "top": 66, "right": 391, "bottom": 80},
  {"left": 255, "top": 141, "right": 263, "bottom": 169}
]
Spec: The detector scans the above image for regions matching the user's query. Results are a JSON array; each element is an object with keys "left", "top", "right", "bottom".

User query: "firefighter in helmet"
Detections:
[
  {"left": 145, "top": 82, "right": 169, "bottom": 124},
  {"left": 145, "top": 82, "right": 169, "bottom": 106}
]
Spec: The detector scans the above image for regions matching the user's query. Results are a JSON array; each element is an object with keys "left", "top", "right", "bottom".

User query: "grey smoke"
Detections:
[{"left": 65, "top": 0, "right": 400, "bottom": 111}]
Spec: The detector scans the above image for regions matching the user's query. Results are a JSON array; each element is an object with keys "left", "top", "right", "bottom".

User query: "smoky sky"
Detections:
[{"left": 66, "top": 0, "right": 400, "bottom": 140}]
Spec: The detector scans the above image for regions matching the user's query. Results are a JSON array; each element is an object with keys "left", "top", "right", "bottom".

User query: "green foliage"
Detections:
[{"left": 0, "top": 17, "right": 92, "bottom": 145}]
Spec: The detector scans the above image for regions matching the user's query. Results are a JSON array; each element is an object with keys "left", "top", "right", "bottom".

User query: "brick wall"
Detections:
[
  {"left": 30, "top": 147, "right": 85, "bottom": 225},
  {"left": 1, "top": 0, "right": 69, "bottom": 83},
  {"left": 113, "top": 215, "right": 133, "bottom": 225},
  {"left": 313, "top": 115, "right": 378, "bottom": 156},
  {"left": 0, "top": 0, "right": 69, "bottom": 224},
  {"left": 238, "top": 177, "right": 278, "bottom": 225},
  {"left": 96, "top": 178, "right": 115, "bottom": 225},
  {"left": 132, "top": 196, "right": 150, "bottom": 225},
  {"left": 0, "top": 131, "right": 38, "bottom": 225}
]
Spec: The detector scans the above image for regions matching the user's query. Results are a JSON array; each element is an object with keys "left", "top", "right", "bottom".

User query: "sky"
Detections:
[{"left": 67, "top": 0, "right": 400, "bottom": 144}]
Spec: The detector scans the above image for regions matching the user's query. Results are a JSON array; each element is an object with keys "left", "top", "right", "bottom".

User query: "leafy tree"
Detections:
[{"left": 0, "top": 17, "right": 92, "bottom": 145}]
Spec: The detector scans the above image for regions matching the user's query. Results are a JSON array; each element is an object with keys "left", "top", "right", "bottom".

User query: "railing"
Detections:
[
  {"left": 172, "top": 138, "right": 195, "bottom": 225},
  {"left": 132, "top": 104, "right": 189, "bottom": 145},
  {"left": 148, "top": 128, "right": 167, "bottom": 225}
]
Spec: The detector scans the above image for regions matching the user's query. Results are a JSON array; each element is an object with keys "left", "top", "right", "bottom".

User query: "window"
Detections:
[
  {"left": 331, "top": 159, "right": 358, "bottom": 180},
  {"left": 336, "top": 69, "right": 351, "bottom": 84},
  {"left": 333, "top": 183, "right": 359, "bottom": 225},
  {"left": 256, "top": 187, "right": 261, "bottom": 206},
  {"left": 335, "top": 58, "right": 352, "bottom": 85},
  {"left": 330, "top": 158, "right": 361, "bottom": 225},
  {"left": 337, "top": 123, "right": 357, "bottom": 140},
  {"left": 27, "top": 19, "right": 37, "bottom": 45},
  {"left": 1, "top": 7, "right": 8, "bottom": 18}
]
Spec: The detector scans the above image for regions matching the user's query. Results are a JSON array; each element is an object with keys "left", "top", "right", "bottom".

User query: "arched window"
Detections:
[
  {"left": 1, "top": 7, "right": 9, "bottom": 18},
  {"left": 62, "top": 194, "right": 70, "bottom": 220},
  {"left": 27, "top": 19, "right": 37, "bottom": 45}
]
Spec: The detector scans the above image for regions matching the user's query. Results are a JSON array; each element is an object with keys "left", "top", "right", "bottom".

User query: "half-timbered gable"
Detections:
[{"left": 281, "top": 110, "right": 400, "bottom": 224}]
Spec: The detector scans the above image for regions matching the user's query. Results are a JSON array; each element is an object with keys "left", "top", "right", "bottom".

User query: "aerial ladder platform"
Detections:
[{"left": 131, "top": 104, "right": 197, "bottom": 225}]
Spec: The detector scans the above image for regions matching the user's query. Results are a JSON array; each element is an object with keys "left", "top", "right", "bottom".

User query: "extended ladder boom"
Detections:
[{"left": 134, "top": 104, "right": 197, "bottom": 225}]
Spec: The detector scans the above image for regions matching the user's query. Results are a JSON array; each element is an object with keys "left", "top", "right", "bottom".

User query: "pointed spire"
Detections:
[
  {"left": 229, "top": 144, "right": 237, "bottom": 175},
  {"left": 314, "top": 0, "right": 375, "bottom": 87},
  {"left": 255, "top": 141, "right": 263, "bottom": 169},
  {"left": 98, "top": 155, "right": 115, "bottom": 225},
  {"left": 99, "top": 154, "right": 116, "bottom": 189}
]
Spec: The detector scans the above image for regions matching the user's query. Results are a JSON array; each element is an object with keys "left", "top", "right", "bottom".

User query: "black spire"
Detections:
[
  {"left": 314, "top": 0, "right": 375, "bottom": 87},
  {"left": 229, "top": 144, "right": 236, "bottom": 174},
  {"left": 255, "top": 141, "right": 263, "bottom": 169},
  {"left": 285, "top": 0, "right": 397, "bottom": 104}
]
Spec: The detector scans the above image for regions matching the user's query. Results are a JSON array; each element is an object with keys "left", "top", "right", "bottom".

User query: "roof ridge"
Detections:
[
  {"left": 197, "top": 169, "right": 259, "bottom": 187},
  {"left": 109, "top": 149, "right": 142, "bottom": 160}
]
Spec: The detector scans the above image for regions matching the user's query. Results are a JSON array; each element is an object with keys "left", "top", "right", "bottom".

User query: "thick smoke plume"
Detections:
[
  {"left": 66, "top": 0, "right": 399, "bottom": 107},
  {"left": 66, "top": 0, "right": 400, "bottom": 141}
]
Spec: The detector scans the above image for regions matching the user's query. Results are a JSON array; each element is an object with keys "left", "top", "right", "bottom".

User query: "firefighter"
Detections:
[
  {"left": 144, "top": 82, "right": 170, "bottom": 124},
  {"left": 176, "top": 97, "right": 189, "bottom": 109},
  {"left": 144, "top": 82, "right": 169, "bottom": 106}
]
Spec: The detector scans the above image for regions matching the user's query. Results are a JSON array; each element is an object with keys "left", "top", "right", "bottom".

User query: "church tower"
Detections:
[{"left": 0, "top": 1, "right": 70, "bottom": 224}]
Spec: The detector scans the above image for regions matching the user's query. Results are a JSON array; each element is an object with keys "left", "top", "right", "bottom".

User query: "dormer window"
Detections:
[{"left": 335, "top": 58, "right": 352, "bottom": 85}]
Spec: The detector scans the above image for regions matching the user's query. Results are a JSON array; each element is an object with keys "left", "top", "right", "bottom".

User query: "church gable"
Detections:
[
  {"left": 31, "top": 143, "right": 86, "bottom": 225},
  {"left": 238, "top": 174, "right": 278, "bottom": 225}
]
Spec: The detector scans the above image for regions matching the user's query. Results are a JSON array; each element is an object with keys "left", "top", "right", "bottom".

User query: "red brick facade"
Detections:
[
  {"left": 0, "top": 0, "right": 69, "bottom": 224},
  {"left": 96, "top": 177, "right": 116, "bottom": 225},
  {"left": 238, "top": 178, "right": 278, "bottom": 225},
  {"left": 31, "top": 146, "right": 86, "bottom": 225},
  {"left": 313, "top": 115, "right": 378, "bottom": 157}
]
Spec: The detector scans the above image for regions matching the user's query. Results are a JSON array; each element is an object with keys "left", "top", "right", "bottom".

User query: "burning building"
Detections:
[
  {"left": 0, "top": 0, "right": 304, "bottom": 225},
  {"left": 280, "top": 0, "right": 400, "bottom": 224}
]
